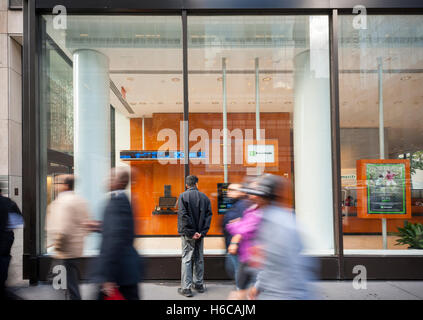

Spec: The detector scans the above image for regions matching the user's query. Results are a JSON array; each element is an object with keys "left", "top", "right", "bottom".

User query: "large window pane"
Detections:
[
  {"left": 40, "top": 15, "right": 184, "bottom": 254},
  {"left": 339, "top": 15, "right": 423, "bottom": 253},
  {"left": 188, "top": 15, "right": 333, "bottom": 254}
]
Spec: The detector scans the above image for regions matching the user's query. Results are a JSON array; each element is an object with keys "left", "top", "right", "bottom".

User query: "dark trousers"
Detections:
[
  {"left": 225, "top": 253, "right": 240, "bottom": 288},
  {"left": 237, "top": 262, "right": 257, "bottom": 290},
  {"left": 63, "top": 259, "right": 82, "bottom": 300},
  {"left": 0, "top": 231, "right": 14, "bottom": 299}
]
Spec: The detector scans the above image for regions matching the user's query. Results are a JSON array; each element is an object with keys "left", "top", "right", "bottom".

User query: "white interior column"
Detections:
[
  {"left": 73, "top": 49, "right": 110, "bottom": 253},
  {"left": 293, "top": 49, "right": 334, "bottom": 253}
]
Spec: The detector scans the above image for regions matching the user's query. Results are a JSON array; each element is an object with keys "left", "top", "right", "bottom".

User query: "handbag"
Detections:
[{"left": 104, "top": 288, "right": 126, "bottom": 300}]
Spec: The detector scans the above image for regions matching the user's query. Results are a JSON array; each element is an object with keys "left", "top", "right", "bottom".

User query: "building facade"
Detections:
[
  {"left": 21, "top": 0, "right": 423, "bottom": 282},
  {"left": 0, "top": 0, "right": 23, "bottom": 286}
]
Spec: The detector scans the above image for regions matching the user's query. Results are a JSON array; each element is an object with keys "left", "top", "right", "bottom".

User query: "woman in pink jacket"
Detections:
[{"left": 226, "top": 180, "right": 267, "bottom": 295}]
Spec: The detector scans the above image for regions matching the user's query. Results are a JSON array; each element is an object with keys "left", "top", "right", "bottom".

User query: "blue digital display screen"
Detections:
[{"left": 120, "top": 151, "right": 206, "bottom": 160}]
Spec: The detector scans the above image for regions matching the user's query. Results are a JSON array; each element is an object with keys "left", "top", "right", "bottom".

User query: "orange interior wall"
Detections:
[
  {"left": 128, "top": 112, "right": 422, "bottom": 236},
  {"left": 129, "top": 112, "right": 293, "bottom": 236}
]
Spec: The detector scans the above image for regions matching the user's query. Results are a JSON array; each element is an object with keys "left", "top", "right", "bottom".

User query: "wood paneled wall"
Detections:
[{"left": 129, "top": 112, "right": 293, "bottom": 235}]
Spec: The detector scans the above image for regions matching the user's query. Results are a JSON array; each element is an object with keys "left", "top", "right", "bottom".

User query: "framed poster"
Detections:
[{"left": 356, "top": 159, "right": 412, "bottom": 219}]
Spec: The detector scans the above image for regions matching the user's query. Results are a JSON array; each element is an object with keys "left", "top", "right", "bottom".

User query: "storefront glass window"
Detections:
[
  {"left": 339, "top": 15, "right": 423, "bottom": 253},
  {"left": 39, "top": 14, "right": 334, "bottom": 255},
  {"left": 188, "top": 15, "right": 334, "bottom": 254},
  {"left": 39, "top": 15, "right": 184, "bottom": 254}
]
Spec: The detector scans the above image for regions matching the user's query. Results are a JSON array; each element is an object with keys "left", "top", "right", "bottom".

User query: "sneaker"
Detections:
[
  {"left": 178, "top": 288, "right": 193, "bottom": 297},
  {"left": 193, "top": 284, "right": 205, "bottom": 293}
]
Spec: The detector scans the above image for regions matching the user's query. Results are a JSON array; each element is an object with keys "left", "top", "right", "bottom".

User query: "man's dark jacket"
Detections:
[
  {"left": 177, "top": 187, "right": 212, "bottom": 238},
  {"left": 0, "top": 195, "right": 21, "bottom": 255},
  {"left": 98, "top": 191, "right": 140, "bottom": 286}
]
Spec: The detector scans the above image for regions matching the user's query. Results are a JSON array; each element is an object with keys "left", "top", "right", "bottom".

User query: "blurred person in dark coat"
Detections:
[
  {"left": 177, "top": 175, "right": 212, "bottom": 298},
  {"left": 221, "top": 183, "right": 250, "bottom": 288},
  {"left": 0, "top": 189, "right": 23, "bottom": 300},
  {"left": 98, "top": 167, "right": 141, "bottom": 300},
  {"left": 245, "top": 174, "right": 317, "bottom": 300}
]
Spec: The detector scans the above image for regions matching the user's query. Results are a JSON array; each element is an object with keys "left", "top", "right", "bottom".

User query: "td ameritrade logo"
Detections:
[{"left": 249, "top": 151, "right": 272, "bottom": 156}]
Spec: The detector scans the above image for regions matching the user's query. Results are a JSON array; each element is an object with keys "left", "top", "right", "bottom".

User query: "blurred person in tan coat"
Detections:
[{"left": 46, "top": 174, "right": 97, "bottom": 300}]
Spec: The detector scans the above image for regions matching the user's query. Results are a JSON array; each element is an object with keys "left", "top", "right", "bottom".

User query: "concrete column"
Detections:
[
  {"left": 293, "top": 49, "right": 334, "bottom": 253},
  {"left": 73, "top": 49, "right": 110, "bottom": 252}
]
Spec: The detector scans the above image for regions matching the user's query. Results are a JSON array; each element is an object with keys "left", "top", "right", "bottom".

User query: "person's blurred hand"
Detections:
[
  {"left": 82, "top": 220, "right": 102, "bottom": 232},
  {"left": 192, "top": 232, "right": 201, "bottom": 240},
  {"left": 228, "top": 243, "right": 238, "bottom": 255},
  {"left": 102, "top": 282, "right": 117, "bottom": 296},
  {"left": 247, "top": 286, "right": 258, "bottom": 300}
]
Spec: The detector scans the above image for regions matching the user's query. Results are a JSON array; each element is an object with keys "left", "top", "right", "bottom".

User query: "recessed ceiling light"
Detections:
[
  {"left": 212, "top": 101, "right": 219, "bottom": 104},
  {"left": 157, "top": 102, "right": 163, "bottom": 104},
  {"left": 284, "top": 101, "right": 292, "bottom": 105},
  {"left": 262, "top": 77, "right": 272, "bottom": 82},
  {"left": 217, "top": 77, "right": 222, "bottom": 81},
  {"left": 79, "top": 33, "right": 89, "bottom": 37},
  {"left": 127, "top": 77, "right": 134, "bottom": 81},
  {"left": 248, "top": 101, "right": 254, "bottom": 104},
  {"left": 231, "top": 102, "right": 236, "bottom": 104},
  {"left": 400, "top": 76, "right": 411, "bottom": 81},
  {"left": 135, "top": 34, "right": 145, "bottom": 38},
  {"left": 171, "top": 78, "right": 180, "bottom": 82},
  {"left": 139, "top": 102, "right": 147, "bottom": 105}
]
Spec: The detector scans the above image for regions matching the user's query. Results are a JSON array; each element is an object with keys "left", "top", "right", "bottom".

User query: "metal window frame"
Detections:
[{"left": 23, "top": 0, "right": 423, "bottom": 283}]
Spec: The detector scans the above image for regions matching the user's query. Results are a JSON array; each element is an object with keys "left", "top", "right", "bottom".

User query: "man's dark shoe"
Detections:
[
  {"left": 178, "top": 288, "right": 193, "bottom": 297},
  {"left": 193, "top": 284, "right": 205, "bottom": 293}
]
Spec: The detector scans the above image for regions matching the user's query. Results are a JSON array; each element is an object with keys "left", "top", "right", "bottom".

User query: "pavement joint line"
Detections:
[{"left": 386, "top": 281, "right": 423, "bottom": 300}]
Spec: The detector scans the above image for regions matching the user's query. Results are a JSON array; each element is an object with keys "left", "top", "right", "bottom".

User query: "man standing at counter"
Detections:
[{"left": 177, "top": 175, "right": 212, "bottom": 298}]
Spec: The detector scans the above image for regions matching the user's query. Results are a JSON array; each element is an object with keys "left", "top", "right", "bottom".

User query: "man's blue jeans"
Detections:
[{"left": 225, "top": 253, "right": 240, "bottom": 289}]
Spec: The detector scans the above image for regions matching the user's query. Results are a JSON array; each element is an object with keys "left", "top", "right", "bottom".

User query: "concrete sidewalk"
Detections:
[{"left": 6, "top": 280, "right": 423, "bottom": 300}]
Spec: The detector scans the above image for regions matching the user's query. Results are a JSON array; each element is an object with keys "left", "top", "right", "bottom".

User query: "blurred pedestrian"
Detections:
[
  {"left": 0, "top": 189, "right": 23, "bottom": 300},
  {"left": 45, "top": 174, "right": 92, "bottom": 300},
  {"left": 225, "top": 179, "right": 263, "bottom": 299},
  {"left": 246, "top": 174, "right": 317, "bottom": 300},
  {"left": 177, "top": 175, "right": 212, "bottom": 298},
  {"left": 221, "top": 183, "right": 250, "bottom": 288},
  {"left": 98, "top": 167, "right": 141, "bottom": 300}
]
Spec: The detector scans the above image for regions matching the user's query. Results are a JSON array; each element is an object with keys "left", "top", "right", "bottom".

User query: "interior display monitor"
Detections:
[
  {"left": 217, "top": 183, "right": 234, "bottom": 214},
  {"left": 158, "top": 196, "right": 177, "bottom": 208}
]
